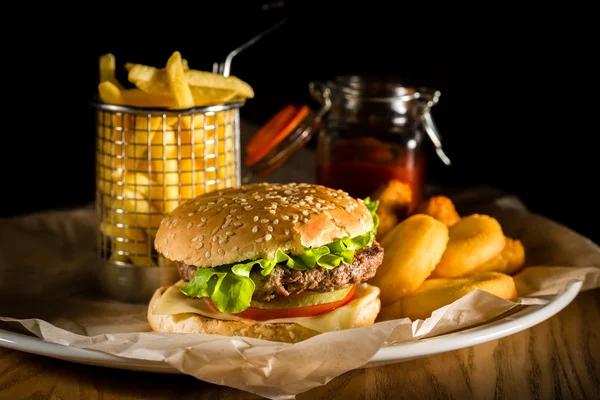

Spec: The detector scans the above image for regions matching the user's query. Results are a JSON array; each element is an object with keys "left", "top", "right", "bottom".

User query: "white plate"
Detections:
[{"left": 0, "top": 281, "right": 582, "bottom": 373}]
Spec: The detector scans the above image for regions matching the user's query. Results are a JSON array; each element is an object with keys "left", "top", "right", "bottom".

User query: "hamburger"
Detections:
[{"left": 147, "top": 182, "right": 383, "bottom": 343}]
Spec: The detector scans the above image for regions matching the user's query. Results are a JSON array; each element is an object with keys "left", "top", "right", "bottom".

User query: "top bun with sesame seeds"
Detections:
[{"left": 154, "top": 182, "right": 375, "bottom": 269}]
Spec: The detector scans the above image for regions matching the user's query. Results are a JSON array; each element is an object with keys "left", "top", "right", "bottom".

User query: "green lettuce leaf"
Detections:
[{"left": 181, "top": 197, "right": 380, "bottom": 314}]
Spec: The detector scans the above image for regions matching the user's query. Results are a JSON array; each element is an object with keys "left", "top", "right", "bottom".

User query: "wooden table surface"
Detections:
[{"left": 1, "top": 289, "right": 598, "bottom": 400}]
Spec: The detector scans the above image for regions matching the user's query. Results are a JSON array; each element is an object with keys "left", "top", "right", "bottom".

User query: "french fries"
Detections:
[
  {"left": 95, "top": 51, "right": 248, "bottom": 266},
  {"left": 166, "top": 51, "right": 194, "bottom": 108}
]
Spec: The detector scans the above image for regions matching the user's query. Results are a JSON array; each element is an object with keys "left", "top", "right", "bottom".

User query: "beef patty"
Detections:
[{"left": 177, "top": 241, "right": 384, "bottom": 301}]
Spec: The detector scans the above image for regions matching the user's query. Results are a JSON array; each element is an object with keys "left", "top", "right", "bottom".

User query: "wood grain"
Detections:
[{"left": 1, "top": 289, "right": 599, "bottom": 400}]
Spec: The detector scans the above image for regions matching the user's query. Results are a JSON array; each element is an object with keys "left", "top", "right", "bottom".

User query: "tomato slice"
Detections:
[{"left": 229, "top": 285, "right": 356, "bottom": 321}]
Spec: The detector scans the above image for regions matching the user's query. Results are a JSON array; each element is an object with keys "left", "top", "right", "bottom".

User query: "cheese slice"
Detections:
[{"left": 154, "top": 281, "right": 380, "bottom": 333}]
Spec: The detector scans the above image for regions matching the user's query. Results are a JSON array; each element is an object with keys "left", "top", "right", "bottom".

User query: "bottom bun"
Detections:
[{"left": 147, "top": 286, "right": 381, "bottom": 344}]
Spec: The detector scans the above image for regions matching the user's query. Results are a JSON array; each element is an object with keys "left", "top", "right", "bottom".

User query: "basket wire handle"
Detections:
[{"left": 214, "top": 17, "right": 288, "bottom": 77}]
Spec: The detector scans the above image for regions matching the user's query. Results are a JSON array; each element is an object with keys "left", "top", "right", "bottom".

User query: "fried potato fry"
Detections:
[
  {"left": 414, "top": 195, "right": 460, "bottom": 227},
  {"left": 190, "top": 87, "right": 237, "bottom": 106},
  {"left": 98, "top": 81, "right": 124, "bottom": 105},
  {"left": 99, "top": 216, "right": 155, "bottom": 267},
  {"left": 166, "top": 51, "right": 194, "bottom": 108},
  {"left": 99, "top": 53, "right": 125, "bottom": 90},
  {"left": 185, "top": 69, "right": 255, "bottom": 98},
  {"left": 368, "top": 214, "right": 449, "bottom": 305},
  {"left": 431, "top": 214, "right": 506, "bottom": 278},
  {"left": 370, "top": 180, "right": 413, "bottom": 239},
  {"left": 378, "top": 272, "right": 518, "bottom": 321},
  {"left": 135, "top": 79, "right": 172, "bottom": 97},
  {"left": 121, "top": 89, "right": 176, "bottom": 108},
  {"left": 477, "top": 237, "right": 526, "bottom": 275},
  {"left": 127, "top": 63, "right": 161, "bottom": 83},
  {"left": 104, "top": 187, "right": 164, "bottom": 236}
]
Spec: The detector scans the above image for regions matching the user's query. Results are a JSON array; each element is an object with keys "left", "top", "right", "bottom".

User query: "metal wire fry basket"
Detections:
[{"left": 92, "top": 100, "right": 244, "bottom": 301}]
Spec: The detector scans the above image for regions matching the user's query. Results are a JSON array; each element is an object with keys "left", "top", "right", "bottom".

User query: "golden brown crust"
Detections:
[
  {"left": 154, "top": 183, "right": 374, "bottom": 268},
  {"left": 414, "top": 195, "right": 461, "bottom": 227},
  {"left": 147, "top": 286, "right": 381, "bottom": 344}
]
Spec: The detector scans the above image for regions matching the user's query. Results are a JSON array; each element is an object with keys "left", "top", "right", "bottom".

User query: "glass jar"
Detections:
[{"left": 311, "top": 75, "right": 450, "bottom": 211}]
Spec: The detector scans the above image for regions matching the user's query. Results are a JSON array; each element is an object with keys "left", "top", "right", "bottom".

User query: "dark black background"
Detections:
[{"left": 2, "top": 1, "right": 597, "bottom": 243}]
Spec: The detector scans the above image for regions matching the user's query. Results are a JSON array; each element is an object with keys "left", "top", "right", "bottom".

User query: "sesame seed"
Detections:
[
  {"left": 201, "top": 217, "right": 207, "bottom": 222},
  {"left": 253, "top": 216, "right": 259, "bottom": 222},
  {"left": 219, "top": 238, "right": 228, "bottom": 245},
  {"left": 163, "top": 238, "right": 168, "bottom": 244},
  {"left": 187, "top": 223, "right": 193, "bottom": 228},
  {"left": 171, "top": 218, "right": 179, "bottom": 227},
  {"left": 237, "top": 215, "right": 243, "bottom": 219},
  {"left": 334, "top": 217, "right": 341, "bottom": 223},
  {"left": 269, "top": 210, "right": 276, "bottom": 214},
  {"left": 188, "top": 212, "right": 195, "bottom": 216},
  {"left": 230, "top": 208, "right": 238, "bottom": 213},
  {"left": 212, "top": 236, "right": 218, "bottom": 242},
  {"left": 218, "top": 248, "right": 225, "bottom": 255},
  {"left": 261, "top": 219, "right": 269, "bottom": 224},
  {"left": 285, "top": 229, "right": 290, "bottom": 235},
  {"left": 191, "top": 236, "right": 198, "bottom": 242},
  {"left": 255, "top": 237, "right": 264, "bottom": 243},
  {"left": 284, "top": 190, "right": 292, "bottom": 195},
  {"left": 232, "top": 246, "right": 239, "bottom": 252},
  {"left": 273, "top": 219, "right": 279, "bottom": 225},
  {"left": 165, "top": 250, "right": 170, "bottom": 256},
  {"left": 212, "top": 227, "right": 219, "bottom": 234},
  {"left": 199, "top": 235, "right": 204, "bottom": 241},
  {"left": 233, "top": 221, "right": 243, "bottom": 227},
  {"left": 221, "top": 223, "right": 230, "bottom": 229},
  {"left": 267, "top": 225, "right": 273, "bottom": 232},
  {"left": 208, "top": 202, "right": 215, "bottom": 206},
  {"left": 197, "top": 222, "right": 206, "bottom": 227},
  {"left": 244, "top": 205, "right": 253, "bottom": 210},
  {"left": 252, "top": 226, "right": 259, "bottom": 233},
  {"left": 304, "top": 218, "right": 309, "bottom": 223},
  {"left": 265, "top": 234, "right": 272, "bottom": 241},
  {"left": 282, "top": 215, "right": 289, "bottom": 220},
  {"left": 271, "top": 202, "right": 278, "bottom": 208},
  {"left": 205, "top": 251, "right": 211, "bottom": 258},
  {"left": 195, "top": 242, "right": 204, "bottom": 249},
  {"left": 222, "top": 203, "right": 228, "bottom": 208},
  {"left": 302, "top": 210, "right": 309, "bottom": 216}
]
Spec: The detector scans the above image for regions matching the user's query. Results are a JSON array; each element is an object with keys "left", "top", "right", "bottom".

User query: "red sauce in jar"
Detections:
[{"left": 317, "top": 136, "right": 426, "bottom": 212}]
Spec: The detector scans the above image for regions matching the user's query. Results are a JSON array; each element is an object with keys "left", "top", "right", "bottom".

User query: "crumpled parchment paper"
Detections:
[{"left": 1, "top": 189, "right": 599, "bottom": 400}]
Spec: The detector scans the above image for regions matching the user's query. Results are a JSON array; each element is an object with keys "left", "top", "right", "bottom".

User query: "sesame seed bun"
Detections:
[
  {"left": 154, "top": 183, "right": 374, "bottom": 269},
  {"left": 147, "top": 285, "right": 382, "bottom": 343}
]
